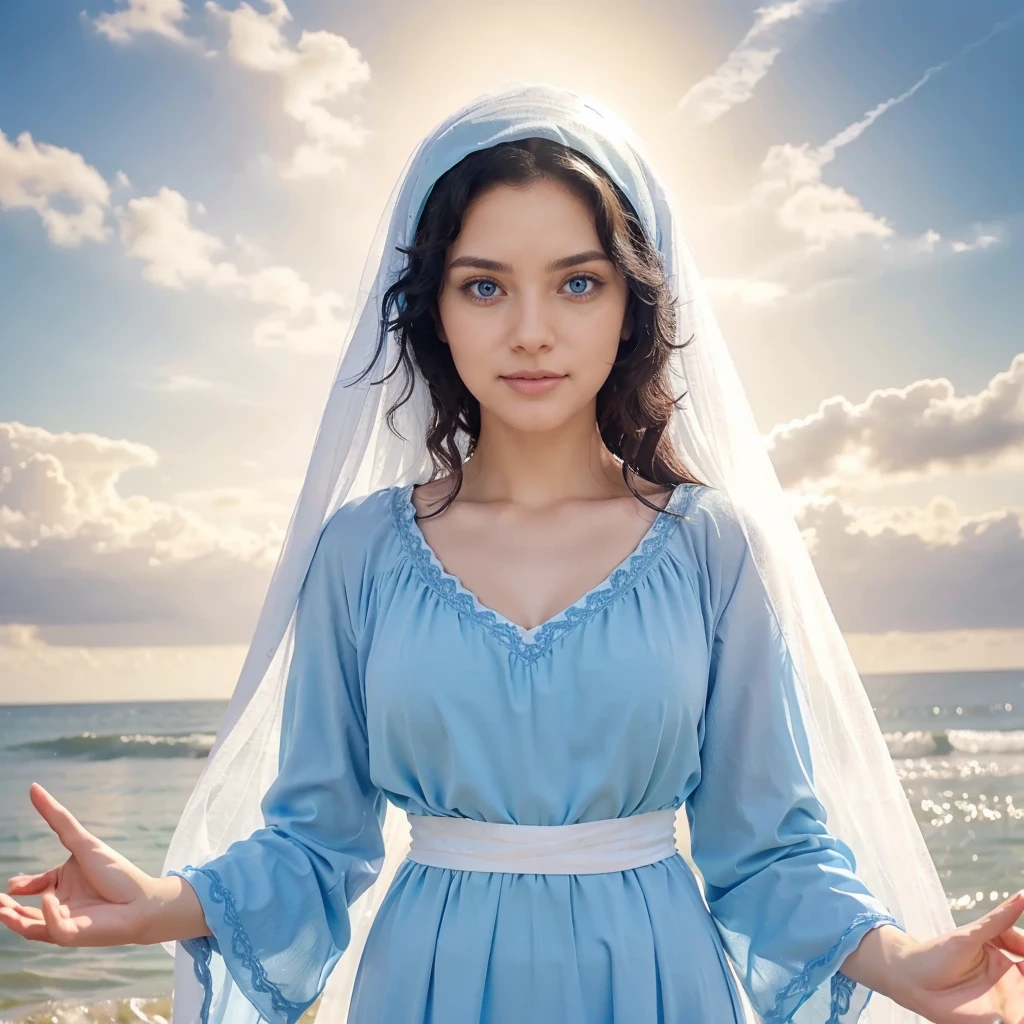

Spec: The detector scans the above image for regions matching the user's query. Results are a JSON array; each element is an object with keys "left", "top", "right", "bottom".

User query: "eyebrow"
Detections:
[{"left": 446, "top": 249, "right": 611, "bottom": 274}]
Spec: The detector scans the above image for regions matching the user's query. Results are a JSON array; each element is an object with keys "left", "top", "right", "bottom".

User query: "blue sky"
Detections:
[{"left": 1, "top": 0, "right": 1022, "bottom": 701}]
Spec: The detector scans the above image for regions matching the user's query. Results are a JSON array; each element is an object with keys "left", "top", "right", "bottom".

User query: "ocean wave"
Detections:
[
  {"left": 884, "top": 728, "right": 1024, "bottom": 758},
  {"left": 11, "top": 727, "right": 1023, "bottom": 763},
  {"left": 6, "top": 731, "right": 215, "bottom": 761},
  {"left": 1, "top": 995, "right": 171, "bottom": 1024},
  {"left": 2, "top": 992, "right": 322, "bottom": 1024}
]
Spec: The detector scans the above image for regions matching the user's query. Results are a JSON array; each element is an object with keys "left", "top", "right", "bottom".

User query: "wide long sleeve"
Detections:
[
  {"left": 168, "top": 513, "right": 388, "bottom": 1024},
  {"left": 684, "top": 495, "right": 905, "bottom": 1024}
]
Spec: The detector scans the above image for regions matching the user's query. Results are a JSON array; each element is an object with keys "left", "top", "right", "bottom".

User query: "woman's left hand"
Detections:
[{"left": 893, "top": 891, "right": 1024, "bottom": 1023}]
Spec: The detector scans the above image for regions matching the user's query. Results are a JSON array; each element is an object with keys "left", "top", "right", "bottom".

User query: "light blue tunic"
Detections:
[{"left": 169, "top": 481, "right": 904, "bottom": 1024}]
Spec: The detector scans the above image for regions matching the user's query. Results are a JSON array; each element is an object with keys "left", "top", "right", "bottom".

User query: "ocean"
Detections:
[{"left": 1, "top": 667, "right": 1022, "bottom": 1018}]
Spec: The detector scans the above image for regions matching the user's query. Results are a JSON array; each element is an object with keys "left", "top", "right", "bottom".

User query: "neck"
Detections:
[{"left": 459, "top": 405, "right": 631, "bottom": 508}]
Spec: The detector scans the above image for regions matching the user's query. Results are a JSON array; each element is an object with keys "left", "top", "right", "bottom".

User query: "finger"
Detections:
[
  {"left": 991, "top": 924, "right": 1024, "bottom": 958},
  {"left": 0, "top": 906, "right": 56, "bottom": 943},
  {"left": 0, "top": 893, "right": 45, "bottom": 921},
  {"left": 970, "top": 891, "right": 1024, "bottom": 942},
  {"left": 28, "top": 783, "right": 96, "bottom": 856},
  {"left": 40, "top": 890, "right": 75, "bottom": 946},
  {"left": 7, "top": 868, "right": 58, "bottom": 895}
]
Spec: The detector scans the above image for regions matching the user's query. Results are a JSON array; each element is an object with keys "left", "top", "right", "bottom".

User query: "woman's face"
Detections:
[{"left": 435, "top": 178, "right": 632, "bottom": 436}]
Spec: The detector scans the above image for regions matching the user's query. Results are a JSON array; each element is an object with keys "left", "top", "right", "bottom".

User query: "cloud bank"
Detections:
[{"left": 0, "top": 421, "right": 281, "bottom": 645}]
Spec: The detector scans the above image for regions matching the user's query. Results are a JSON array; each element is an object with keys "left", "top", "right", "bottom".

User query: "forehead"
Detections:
[{"left": 452, "top": 182, "right": 599, "bottom": 247}]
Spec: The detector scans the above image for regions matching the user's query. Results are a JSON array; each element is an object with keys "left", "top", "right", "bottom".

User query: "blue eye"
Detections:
[
  {"left": 563, "top": 273, "right": 604, "bottom": 297},
  {"left": 459, "top": 272, "right": 604, "bottom": 304},
  {"left": 468, "top": 280, "right": 499, "bottom": 300}
]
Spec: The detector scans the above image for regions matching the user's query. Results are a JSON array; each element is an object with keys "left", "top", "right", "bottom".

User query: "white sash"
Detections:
[{"left": 405, "top": 808, "right": 679, "bottom": 874}]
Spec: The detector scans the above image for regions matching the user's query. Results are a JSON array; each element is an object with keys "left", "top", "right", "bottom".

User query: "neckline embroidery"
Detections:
[{"left": 390, "top": 481, "right": 698, "bottom": 662}]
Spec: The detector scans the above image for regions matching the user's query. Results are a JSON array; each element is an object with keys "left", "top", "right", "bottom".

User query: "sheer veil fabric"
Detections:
[{"left": 161, "top": 80, "right": 953, "bottom": 1023}]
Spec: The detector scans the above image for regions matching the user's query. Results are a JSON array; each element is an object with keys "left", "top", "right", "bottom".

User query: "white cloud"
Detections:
[
  {"left": 677, "top": 0, "right": 844, "bottom": 125},
  {"left": 0, "top": 421, "right": 283, "bottom": 646},
  {"left": 90, "top": 0, "right": 191, "bottom": 45},
  {"left": 715, "top": 15, "right": 1020, "bottom": 276},
  {"left": 743, "top": 55, "right": 959, "bottom": 250},
  {"left": 768, "top": 353, "right": 1024, "bottom": 489},
  {"left": 0, "top": 129, "right": 111, "bottom": 246},
  {"left": 89, "top": 0, "right": 372, "bottom": 177},
  {"left": 799, "top": 492, "right": 1024, "bottom": 634},
  {"left": 776, "top": 178, "right": 893, "bottom": 246},
  {"left": 0, "top": 624, "right": 39, "bottom": 649},
  {"left": 915, "top": 226, "right": 1004, "bottom": 256},
  {"left": 249, "top": 289, "right": 347, "bottom": 351},
  {"left": 749, "top": 132, "right": 898, "bottom": 250},
  {"left": 118, "top": 186, "right": 245, "bottom": 290},
  {"left": 678, "top": 46, "right": 782, "bottom": 126},
  {"left": 0, "top": 123, "right": 346, "bottom": 350},
  {"left": 206, "top": 0, "right": 372, "bottom": 178},
  {"left": 246, "top": 263, "right": 313, "bottom": 312},
  {"left": 915, "top": 229, "right": 944, "bottom": 253},
  {"left": 951, "top": 233, "right": 1000, "bottom": 254},
  {"left": 116, "top": 186, "right": 349, "bottom": 350}
]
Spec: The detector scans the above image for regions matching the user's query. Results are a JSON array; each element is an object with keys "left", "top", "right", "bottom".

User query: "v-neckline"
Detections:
[{"left": 390, "top": 481, "right": 698, "bottom": 662}]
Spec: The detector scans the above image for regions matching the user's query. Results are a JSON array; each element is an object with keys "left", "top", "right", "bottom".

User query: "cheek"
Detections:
[
  {"left": 436, "top": 303, "right": 489, "bottom": 370},
  {"left": 446, "top": 331, "right": 499, "bottom": 384},
  {"left": 564, "top": 324, "right": 622, "bottom": 388}
]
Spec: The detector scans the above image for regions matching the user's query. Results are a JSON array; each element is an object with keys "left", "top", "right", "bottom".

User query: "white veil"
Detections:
[{"left": 161, "top": 79, "right": 953, "bottom": 1023}]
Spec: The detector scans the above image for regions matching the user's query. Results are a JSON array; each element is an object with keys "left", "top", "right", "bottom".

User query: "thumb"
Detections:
[
  {"left": 972, "top": 891, "right": 1024, "bottom": 943},
  {"left": 28, "top": 783, "right": 94, "bottom": 856}
]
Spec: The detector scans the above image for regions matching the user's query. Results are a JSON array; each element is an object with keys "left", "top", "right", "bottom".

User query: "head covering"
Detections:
[{"left": 162, "top": 79, "right": 952, "bottom": 1023}]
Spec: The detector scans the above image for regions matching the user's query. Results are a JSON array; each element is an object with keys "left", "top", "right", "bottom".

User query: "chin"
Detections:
[{"left": 488, "top": 400, "right": 581, "bottom": 435}]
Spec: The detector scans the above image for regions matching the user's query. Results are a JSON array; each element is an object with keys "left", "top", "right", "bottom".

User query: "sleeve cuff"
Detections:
[
  {"left": 762, "top": 912, "right": 904, "bottom": 1024},
  {"left": 169, "top": 863, "right": 315, "bottom": 1024}
]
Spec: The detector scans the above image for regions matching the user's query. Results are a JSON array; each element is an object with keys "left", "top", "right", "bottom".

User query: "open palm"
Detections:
[{"left": 0, "top": 782, "right": 152, "bottom": 947}]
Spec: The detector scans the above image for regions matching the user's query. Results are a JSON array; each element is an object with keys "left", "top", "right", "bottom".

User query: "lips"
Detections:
[
  {"left": 500, "top": 373, "right": 566, "bottom": 394},
  {"left": 501, "top": 371, "right": 565, "bottom": 380}
]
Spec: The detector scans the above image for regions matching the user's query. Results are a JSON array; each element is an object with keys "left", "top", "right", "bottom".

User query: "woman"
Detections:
[{"left": 3, "top": 82, "right": 1023, "bottom": 1024}]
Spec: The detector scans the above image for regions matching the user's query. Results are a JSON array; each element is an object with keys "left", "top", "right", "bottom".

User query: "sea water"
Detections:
[{"left": 1, "top": 668, "right": 1022, "bottom": 1016}]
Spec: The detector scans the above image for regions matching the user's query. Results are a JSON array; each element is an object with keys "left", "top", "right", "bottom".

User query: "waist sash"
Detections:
[{"left": 405, "top": 808, "right": 679, "bottom": 874}]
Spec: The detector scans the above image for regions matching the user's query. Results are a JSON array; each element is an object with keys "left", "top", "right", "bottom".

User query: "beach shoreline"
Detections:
[
  {"left": 0, "top": 994, "right": 325, "bottom": 1024},
  {"left": 0, "top": 995, "right": 172, "bottom": 1024}
]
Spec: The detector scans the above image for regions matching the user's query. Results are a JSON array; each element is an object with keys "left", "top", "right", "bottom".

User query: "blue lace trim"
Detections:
[
  {"left": 761, "top": 911, "right": 903, "bottom": 1024},
  {"left": 178, "top": 933, "right": 213, "bottom": 1024},
  {"left": 391, "top": 481, "right": 699, "bottom": 662},
  {"left": 171, "top": 864, "right": 312, "bottom": 1024}
]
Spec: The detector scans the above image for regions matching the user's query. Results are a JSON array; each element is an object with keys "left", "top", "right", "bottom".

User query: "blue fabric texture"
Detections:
[{"left": 168, "top": 481, "right": 904, "bottom": 1023}]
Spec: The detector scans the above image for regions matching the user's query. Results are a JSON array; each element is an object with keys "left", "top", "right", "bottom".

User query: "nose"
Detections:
[{"left": 510, "top": 292, "right": 556, "bottom": 354}]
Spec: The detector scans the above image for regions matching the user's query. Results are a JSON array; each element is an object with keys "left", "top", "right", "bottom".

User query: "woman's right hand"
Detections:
[{"left": 0, "top": 782, "right": 158, "bottom": 947}]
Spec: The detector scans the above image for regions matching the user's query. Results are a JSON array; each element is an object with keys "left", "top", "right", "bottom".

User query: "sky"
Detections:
[{"left": 0, "top": 0, "right": 1022, "bottom": 703}]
